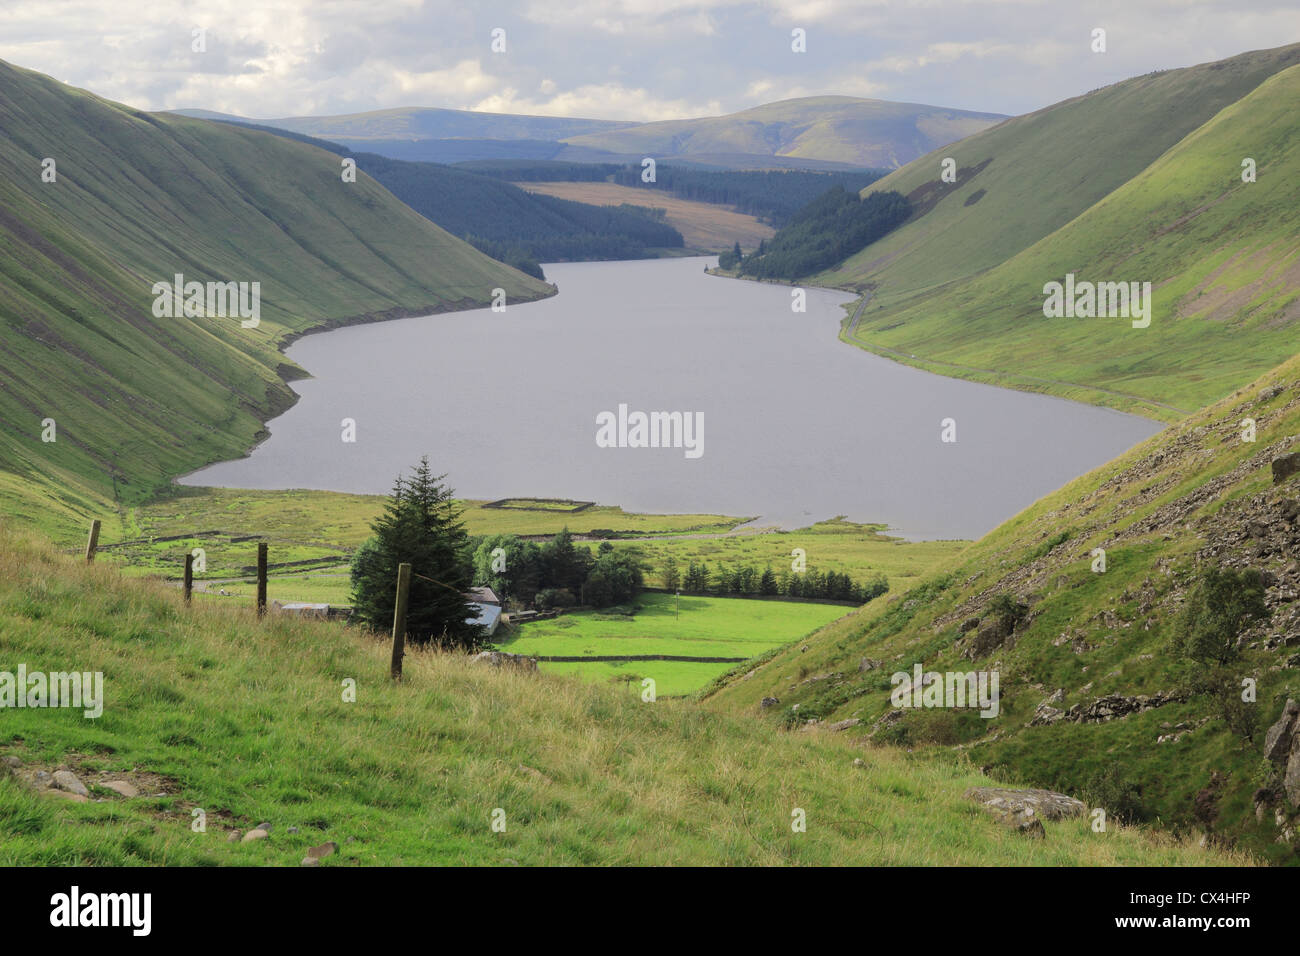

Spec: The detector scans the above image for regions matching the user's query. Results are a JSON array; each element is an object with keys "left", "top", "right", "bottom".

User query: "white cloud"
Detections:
[{"left": 0, "top": 0, "right": 1296, "bottom": 121}]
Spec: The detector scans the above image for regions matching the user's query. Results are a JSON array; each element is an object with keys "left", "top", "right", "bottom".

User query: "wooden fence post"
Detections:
[
  {"left": 84, "top": 519, "right": 101, "bottom": 564},
  {"left": 390, "top": 562, "right": 412, "bottom": 681},
  {"left": 256, "top": 542, "right": 268, "bottom": 618},
  {"left": 183, "top": 551, "right": 194, "bottom": 604}
]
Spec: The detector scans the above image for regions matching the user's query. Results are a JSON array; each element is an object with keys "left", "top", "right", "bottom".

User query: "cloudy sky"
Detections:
[{"left": 1, "top": 1, "right": 1297, "bottom": 121}]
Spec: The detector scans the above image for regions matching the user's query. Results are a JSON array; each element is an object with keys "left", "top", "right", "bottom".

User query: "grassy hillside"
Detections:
[
  {"left": 563, "top": 96, "right": 1006, "bottom": 169},
  {"left": 824, "top": 44, "right": 1300, "bottom": 302},
  {"left": 0, "top": 527, "right": 1245, "bottom": 865},
  {"left": 838, "top": 61, "right": 1300, "bottom": 417},
  {"left": 0, "top": 59, "right": 551, "bottom": 529},
  {"left": 705, "top": 353, "right": 1300, "bottom": 863}
]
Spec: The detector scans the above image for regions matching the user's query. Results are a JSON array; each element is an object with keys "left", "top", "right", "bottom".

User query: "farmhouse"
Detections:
[{"left": 467, "top": 602, "right": 502, "bottom": 637}]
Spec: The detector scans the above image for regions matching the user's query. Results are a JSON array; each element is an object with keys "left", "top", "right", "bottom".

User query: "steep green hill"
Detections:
[
  {"left": 0, "top": 526, "right": 1244, "bottom": 865},
  {"left": 781, "top": 44, "right": 1300, "bottom": 421},
  {"left": 705, "top": 352, "right": 1300, "bottom": 863},
  {"left": 0, "top": 59, "right": 551, "bottom": 526},
  {"left": 826, "top": 44, "right": 1300, "bottom": 303}
]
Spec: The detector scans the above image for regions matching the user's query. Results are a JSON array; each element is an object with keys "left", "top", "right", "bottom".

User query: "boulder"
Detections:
[
  {"left": 471, "top": 651, "right": 538, "bottom": 672},
  {"left": 1274, "top": 453, "right": 1300, "bottom": 485},
  {"left": 858, "top": 658, "right": 880, "bottom": 672},
  {"left": 99, "top": 780, "right": 139, "bottom": 798},
  {"left": 964, "top": 787, "right": 1086, "bottom": 822},
  {"left": 965, "top": 617, "right": 1013, "bottom": 660},
  {"left": 1264, "top": 699, "right": 1298, "bottom": 762},
  {"left": 760, "top": 697, "right": 779, "bottom": 708},
  {"left": 242, "top": 828, "right": 269, "bottom": 842},
  {"left": 828, "top": 718, "right": 861, "bottom": 732}
]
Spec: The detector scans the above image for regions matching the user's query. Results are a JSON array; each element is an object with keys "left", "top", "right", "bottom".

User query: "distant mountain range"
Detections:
[{"left": 173, "top": 96, "right": 1008, "bottom": 170}]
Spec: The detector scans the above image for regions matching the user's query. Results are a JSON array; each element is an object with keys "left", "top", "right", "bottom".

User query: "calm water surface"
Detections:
[{"left": 184, "top": 257, "right": 1163, "bottom": 539}]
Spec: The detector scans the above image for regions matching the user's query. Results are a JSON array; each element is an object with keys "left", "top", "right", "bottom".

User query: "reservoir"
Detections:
[{"left": 183, "top": 256, "right": 1163, "bottom": 540}]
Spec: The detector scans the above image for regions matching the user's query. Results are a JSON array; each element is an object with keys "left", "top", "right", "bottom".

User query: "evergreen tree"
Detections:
[
  {"left": 661, "top": 554, "right": 681, "bottom": 591},
  {"left": 350, "top": 458, "right": 479, "bottom": 648}
]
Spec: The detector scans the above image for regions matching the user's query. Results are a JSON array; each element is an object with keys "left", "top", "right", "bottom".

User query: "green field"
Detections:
[
  {"left": 494, "top": 592, "right": 853, "bottom": 695},
  {"left": 0, "top": 528, "right": 1244, "bottom": 866},
  {"left": 64, "top": 488, "right": 965, "bottom": 621},
  {"left": 616, "top": 518, "right": 965, "bottom": 592}
]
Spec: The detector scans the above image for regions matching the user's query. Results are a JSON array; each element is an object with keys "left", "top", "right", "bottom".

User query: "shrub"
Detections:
[
  {"left": 1083, "top": 765, "right": 1146, "bottom": 824},
  {"left": 1171, "top": 566, "right": 1267, "bottom": 666}
]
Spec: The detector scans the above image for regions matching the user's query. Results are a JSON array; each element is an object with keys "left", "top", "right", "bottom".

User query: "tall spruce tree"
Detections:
[{"left": 350, "top": 458, "right": 480, "bottom": 648}]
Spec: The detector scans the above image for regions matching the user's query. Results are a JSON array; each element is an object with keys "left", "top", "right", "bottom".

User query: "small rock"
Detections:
[
  {"left": 829, "top": 718, "right": 861, "bottom": 732},
  {"left": 760, "top": 697, "right": 779, "bottom": 708},
  {"left": 52, "top": 770, "right": 88, "bottom": 797},
  {"left": 300, "top": 857, "right": 319, "bottom": 867},
  {"left": 227, "top": 831, "right": 242, "bottom": 843},
  {"left": 1, "top": 755, "right": 21, "bottom": 770},
  {"left": 288, "top": 826, "right": 299, "bottom": 835},
  {"left": 305, "top": 841, "right": 338, "bottom": 860},
  {"left": 852, "top": 758, "right": 865, "bottom": 768},
  {"left": 242, "top": 828, "right": 269, "bottom": 843},
  {"left": 99, "top": 780, "right": 139, "bottom": 798}
]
